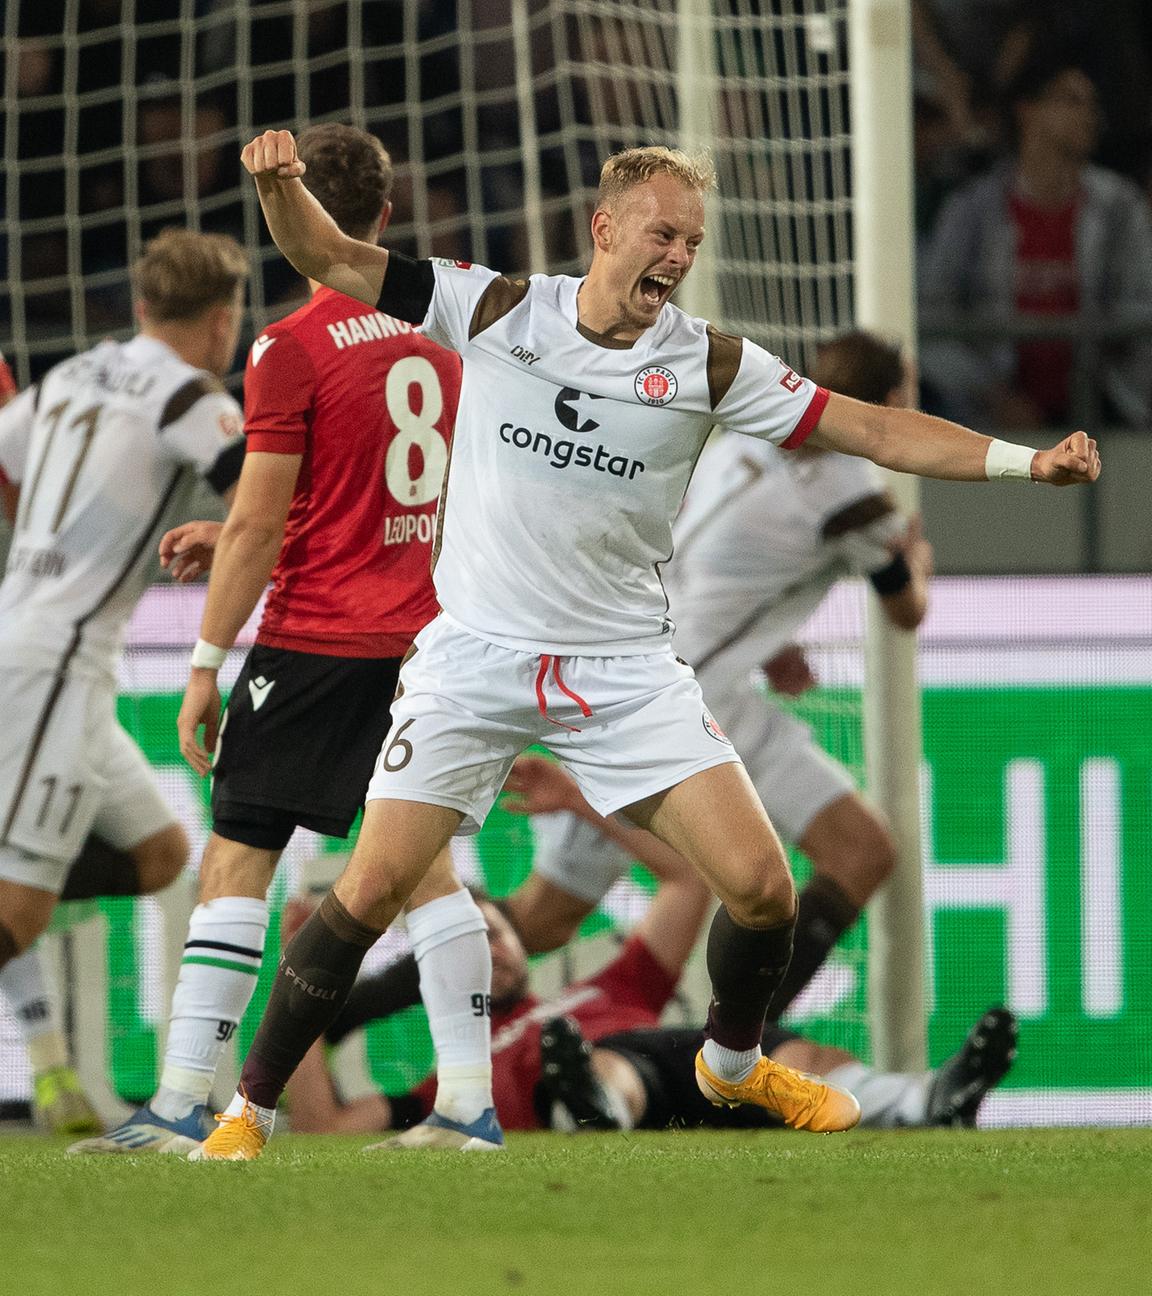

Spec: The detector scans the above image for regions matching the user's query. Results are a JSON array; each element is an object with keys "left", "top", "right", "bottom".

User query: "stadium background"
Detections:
[{"left": 1, "top": 0, "right": 1150, "bottom": 1127}]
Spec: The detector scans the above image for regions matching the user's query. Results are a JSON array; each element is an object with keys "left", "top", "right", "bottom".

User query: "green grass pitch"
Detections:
[{"left": 2, "top": 1130, "right": 1150, "bottom": 1295}]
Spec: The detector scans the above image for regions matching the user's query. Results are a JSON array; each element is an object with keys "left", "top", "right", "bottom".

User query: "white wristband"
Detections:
[
  {"left": 985, "top": 439, "right": 1037, "bottom": 481},
  {"left": 190, "top": 638, "right": 228, "bottom": 670}
]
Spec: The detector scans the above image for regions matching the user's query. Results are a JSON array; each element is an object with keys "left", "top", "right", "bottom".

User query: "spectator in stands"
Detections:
[
  {"left": 913, "top": 2, "right": 1152, "bottom": 180},
  {"left": 919, "top": 58, "right": 1152, "bottom": 432}
]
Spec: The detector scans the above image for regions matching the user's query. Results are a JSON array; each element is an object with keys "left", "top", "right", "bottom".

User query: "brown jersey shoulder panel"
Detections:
[
  {"left": 468, "top": 277, "right": 531, "bottom": 341},
  {"left": 705, "top": 325, "right": 744, "bottom": 411},
  {"left": 821, "top": 491, "right": 895, "bottom": 540},
  {"left": 159, "top": 374, "right": 227, "bottom": 431}
]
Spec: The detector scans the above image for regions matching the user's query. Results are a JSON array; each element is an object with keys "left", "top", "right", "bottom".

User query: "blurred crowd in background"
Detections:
[{"left": 3, "top": 0, "right": 1152, "bottom": 434}]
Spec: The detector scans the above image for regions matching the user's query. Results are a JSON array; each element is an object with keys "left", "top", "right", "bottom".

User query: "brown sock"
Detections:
[
  {"left": 0, "top": 920, "right": 18, "bottom": 972},
  {"left": 704, "top": 906, "right": 795, "bottom": 1051},
  {"left": 59, "top": 835, "right": 140, "bottom": 900},
  {"left": 239, "top": 891, "right": 381, "bottom": 1109},
  {"left": 766, "top": 875, "right": 860, "bottom": 1019}
]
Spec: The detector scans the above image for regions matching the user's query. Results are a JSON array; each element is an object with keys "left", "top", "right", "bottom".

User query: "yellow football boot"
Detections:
[
  {"left": 33, "top": 1066, "right": 102, "bottom": 1136},
  {"left": 695, "top": 1050, "right": 861, "bottom": 1132},
  {"left": 187, "top": 1097, "right": 272, "bottom": 1161}
]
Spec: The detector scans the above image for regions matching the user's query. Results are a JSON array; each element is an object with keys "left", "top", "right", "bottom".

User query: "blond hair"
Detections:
[
  {"left": 133, "top": 228, "right": 249, "bottom": 322},
  {"left": 596, "top": 146, "right": 717, "bottom": 209}
]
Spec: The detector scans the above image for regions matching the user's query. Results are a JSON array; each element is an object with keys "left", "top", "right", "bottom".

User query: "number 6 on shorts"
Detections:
[{"left": 380, "top": 718, "right": 416, "bottom": 773}]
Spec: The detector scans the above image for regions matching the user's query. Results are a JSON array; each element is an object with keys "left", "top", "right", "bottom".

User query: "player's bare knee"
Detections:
[
  {"left": 722, "top": 868, "right": 796, "bottom": 929},
  {"left": 802, "top": 798, "right": 897, "bottom": 905},
  {"left": 132, "top": 823, "right": 189, "bottom": 894},
  {"left": 829, "top": 816, "right": 896, "bottom": 901},
  {"left": 0, "top": 878, "right": 57, "bottom": 957}
]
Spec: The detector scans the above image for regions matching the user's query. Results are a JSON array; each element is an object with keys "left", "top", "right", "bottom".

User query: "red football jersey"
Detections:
[
  {"left": 244, "top": 287, "right": 460, "bottom": 656},
  {"left": 413, "top": 935, "right": 678, "bottom": 1130},
  {"left": 0, "top": 353, "right": 16, "bottom": 403},
  {"left": 1009, "top": 192, "right": 1079, "bottom": 420}
]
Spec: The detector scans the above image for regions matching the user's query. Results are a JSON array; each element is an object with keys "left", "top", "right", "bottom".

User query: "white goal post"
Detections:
[{"left": 848, "top": 0, "right": 926, "bottom": 1073}]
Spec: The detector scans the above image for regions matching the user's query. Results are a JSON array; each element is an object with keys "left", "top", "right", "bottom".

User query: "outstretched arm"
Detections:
[
  {"left": 810, "top": 392, "right": 1100, "bottom": 486},
  {"left": 241, "top": 130, "right": 390, "bottom": 307}
]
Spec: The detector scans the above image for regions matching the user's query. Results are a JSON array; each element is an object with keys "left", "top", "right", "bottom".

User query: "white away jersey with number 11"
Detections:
[{"left": 417, "top": 261, "right": 829, "bottom": 656}]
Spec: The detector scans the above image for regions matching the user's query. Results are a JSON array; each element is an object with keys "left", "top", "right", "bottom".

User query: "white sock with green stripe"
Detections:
[{"left": 151, "top": 897, "right": 268, "bottom": 1121}]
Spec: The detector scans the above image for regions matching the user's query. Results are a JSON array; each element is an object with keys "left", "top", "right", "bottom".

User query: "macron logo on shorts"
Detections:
[{"left": 248, "top": 676, "right": 275, "bottom": 711}]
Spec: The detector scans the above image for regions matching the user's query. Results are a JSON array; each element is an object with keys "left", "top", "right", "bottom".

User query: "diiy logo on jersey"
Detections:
[{"left": 495, "top": 386, "right": 645, "bottom": 479}]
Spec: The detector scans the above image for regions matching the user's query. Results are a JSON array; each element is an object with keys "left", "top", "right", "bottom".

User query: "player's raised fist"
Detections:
[
  {"left": 1030, "top": 430, "right": 1101, "bottom": 486},
  {"left": 240, "top": 129, "right": 306, "bottom": 180}
]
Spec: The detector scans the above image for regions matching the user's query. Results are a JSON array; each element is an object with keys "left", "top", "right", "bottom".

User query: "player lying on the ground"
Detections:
[
  {"left": 196, "top": 130, "right": 1096, "bottom": 1161},
  {"left": 69, "top": 125, "right": 493, "bottom": 1157},
  {"left": 0, "top": 230, "right": 248, "bottom": 1055},
  {"left": 283, "top": 765, "right": 1017, "bottom": 1137},
  {"left": 668, "top": 329, "right": 933, "bottom": 1016}
]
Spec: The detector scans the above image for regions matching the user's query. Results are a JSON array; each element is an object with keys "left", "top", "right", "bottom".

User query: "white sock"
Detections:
[
  {"left": 224, "top": 1088, "right": 276, "bottom": 1132},
  {"left": 406, "top": 889, "right": 493, "bottom": 1124},
  {"left": 701, "top": 1039, "right": 762, "bottom": 1084},
  {"left": 825, "top": 1062, "right": 929, "bottom": 1128},
  {"left": 0, "top": 945, "right": 69, "bottom": 1074},
  {"left": 152, "top": 896, "right": 268, "bottom": 1121}
]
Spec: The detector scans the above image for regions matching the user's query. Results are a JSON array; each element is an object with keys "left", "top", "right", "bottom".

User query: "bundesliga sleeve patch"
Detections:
[
  {"left": 432, "top": 258, "right": 473, "bottom": 270},
  {"left": 635, "top": 366, "right": 678, "bottom": 406}
]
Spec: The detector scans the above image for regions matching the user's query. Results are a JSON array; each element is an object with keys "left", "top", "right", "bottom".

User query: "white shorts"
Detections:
[
  {"left": 0, "top": 664, "right": 174, "bottom": 894},
  {"left": 531, "top": 811, "right": 633, "bottom": 906},
  {"left": 697, "top": 661, "right": 856, "bottom": 844},
  {"left": 365, "top": 617, "right": 743, "bottom": 834}
]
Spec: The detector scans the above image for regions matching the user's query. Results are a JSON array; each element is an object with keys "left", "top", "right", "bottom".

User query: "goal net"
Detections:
[{"left": 0, "top": 0, "right": 879, "bottom": 1115}]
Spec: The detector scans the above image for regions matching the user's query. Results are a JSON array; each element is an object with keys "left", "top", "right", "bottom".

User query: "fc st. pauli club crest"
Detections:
[
  {"left": 635, "top": 365, "right": 678, "bottom": 406},
  {"left": 702, "top": 708, "right": 732, "bottom": 745}
]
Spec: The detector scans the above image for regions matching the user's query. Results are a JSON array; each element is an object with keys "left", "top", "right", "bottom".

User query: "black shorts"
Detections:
[
  {"left": 594, "top": 1024, "right": 800, "bottom": 1131},
  {"left": 211, "top": 645, "right": 402, "bottom": 849}
]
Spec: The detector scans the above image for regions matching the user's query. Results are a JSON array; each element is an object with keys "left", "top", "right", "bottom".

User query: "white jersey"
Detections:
[
  {"left": 668, "top": 435, "right": 904, "bottom": 672},
  {"left": 416, "top": 261, "right": 827, "bottom": 655},
  {"left": 0, "top": 335, "right": 243, "bottom": 676}
]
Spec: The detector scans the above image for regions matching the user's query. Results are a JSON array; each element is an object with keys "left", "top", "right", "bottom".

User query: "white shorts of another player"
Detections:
[
  {"left": 0, "top": 662, "right": 172, "bottom": 891},
  {"left": 694, "top": 656, "right": 855, "bottom": 845},
  {"left": 365, "top": 615, "right": 743, "bottom": 834}
]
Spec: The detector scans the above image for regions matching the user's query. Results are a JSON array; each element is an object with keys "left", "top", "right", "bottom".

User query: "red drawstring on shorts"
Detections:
[{"left": 534, "top": 655, "right": 593, "bottom": 732}]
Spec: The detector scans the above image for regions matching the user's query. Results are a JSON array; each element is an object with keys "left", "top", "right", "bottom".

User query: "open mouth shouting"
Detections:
[{"left": 638, "top": 271, "right": 678, "bottom": 311}]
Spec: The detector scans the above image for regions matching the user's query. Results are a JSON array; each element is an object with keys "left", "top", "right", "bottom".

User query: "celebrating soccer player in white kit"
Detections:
[
  {"left": 193, "top": 128, "right": 1099, "bottom": 1160},
  {"left": 0, "top": 232, "right": 247, "bottom": 997}
]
